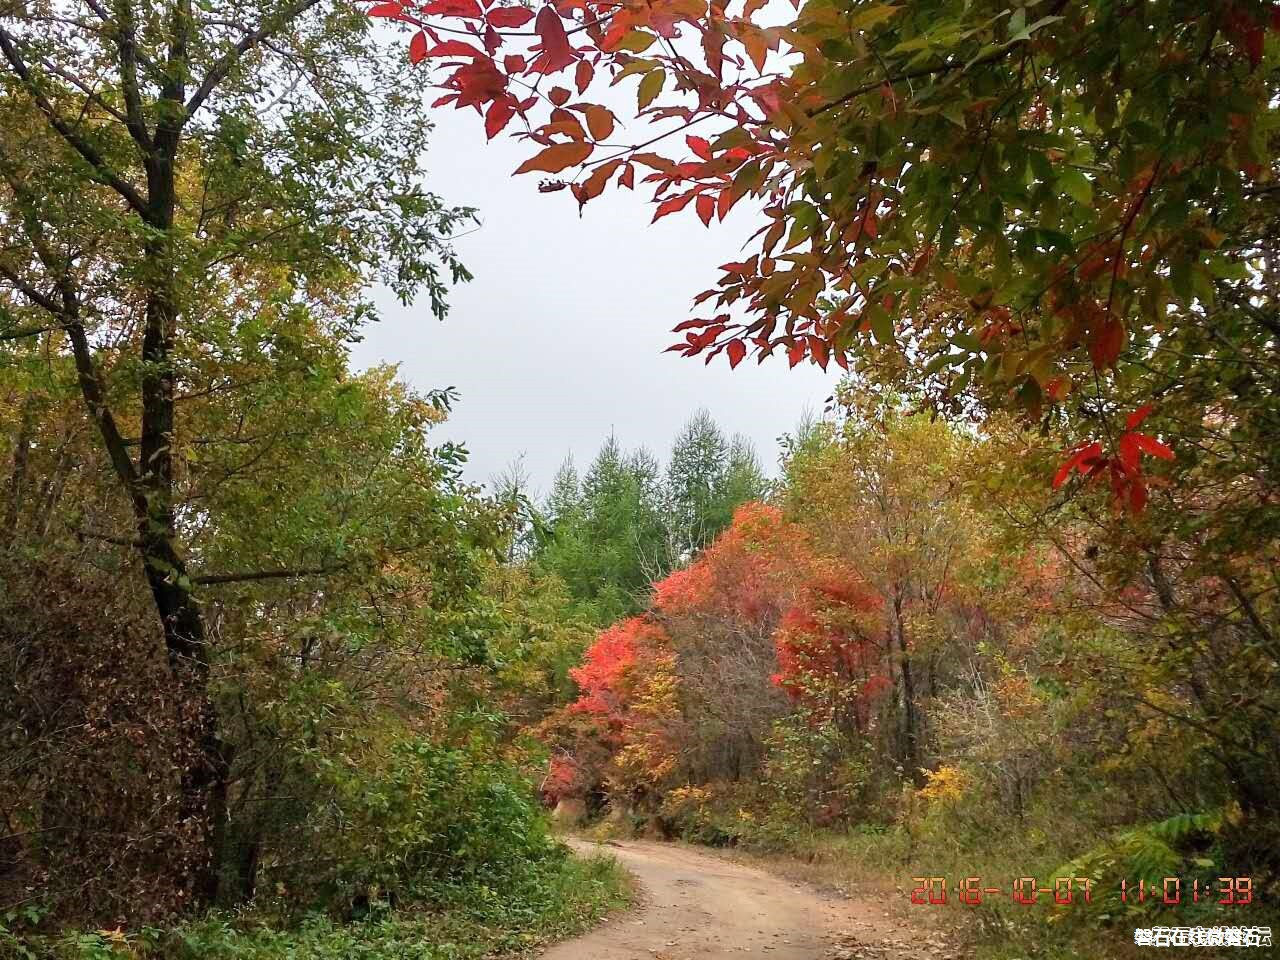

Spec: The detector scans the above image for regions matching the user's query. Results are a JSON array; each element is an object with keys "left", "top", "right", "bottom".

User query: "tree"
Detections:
[
  {"left": 666, "top": 409, "right": 767, "bottom": 561},
  {"left": 546, "top": 500, "right": 887, "bottom": 819},
  {"left": 0, "top": 0, "right": 472, "bottom": 904},
  {"left": 782, "top": 395, "right": 983, "bottom": 783},
  {"left": 378, "top": 0, "right": 1276, "bottom": 509},
  {"left": 0, "top": 362, "right": 509, "bottom": 915},
  {"left": 536, "top": 436, "right": 669, "bottom": 622},
  {"left": 536, "top": 419, "right": 767, "bottom": 623}
]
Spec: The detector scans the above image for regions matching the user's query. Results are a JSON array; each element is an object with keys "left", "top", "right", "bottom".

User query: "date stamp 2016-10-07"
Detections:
[{"left": 907, "top": 875, "right": 1255, "bottom": 907}]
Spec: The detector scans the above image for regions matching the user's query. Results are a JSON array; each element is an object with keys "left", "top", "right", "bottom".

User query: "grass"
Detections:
[
  {"left": 720, "top": 825, "right": 1279, "bottom": 960},
  {"left": 0, "top": 847, "right": 633, "bottom": 960}
]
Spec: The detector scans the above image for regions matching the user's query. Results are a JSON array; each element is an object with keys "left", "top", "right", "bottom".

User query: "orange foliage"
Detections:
[
  {"left": 550, "top": 503, "right": 893, "bottom": 799},
  {"left": 567, "top": 616, "right": 666, "bottom": 722}
]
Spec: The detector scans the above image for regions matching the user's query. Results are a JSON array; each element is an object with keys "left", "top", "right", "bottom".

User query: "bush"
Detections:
[{"left": 256, "top": 735, "right": 561, "bottom": 912}]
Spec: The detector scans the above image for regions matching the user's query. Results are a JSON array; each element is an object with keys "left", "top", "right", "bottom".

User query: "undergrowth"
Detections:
[{"left": 0, "top": 849, "right": 630, "bottom": 960}]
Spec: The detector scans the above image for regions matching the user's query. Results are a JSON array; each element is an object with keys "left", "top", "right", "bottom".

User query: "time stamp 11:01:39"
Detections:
[{"left": 909, "top": 876, "right": 1255, "bottom": 907}]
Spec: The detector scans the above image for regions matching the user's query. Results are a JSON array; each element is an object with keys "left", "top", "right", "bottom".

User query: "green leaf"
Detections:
[
  {"left": 637, "top": 68, "right": 666, "bottom": 110},
  {"left": 1058, "top": 168, "right": 1094, "bottom": 205},
  {"left": 867, "top": 304, "right": 894, "bottom": 344},
  {"left": 848, "top": 4, "right": 900, "bottom": 31},
  {"left": 1008, "top": 7, "right": 1026, "bottom": 38},
  {"left": 785, "top": 202, "right": 821, "bottom": 249}
]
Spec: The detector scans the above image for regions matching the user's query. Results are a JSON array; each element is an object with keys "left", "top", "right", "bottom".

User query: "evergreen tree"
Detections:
[{"left": 536, "top": 418, "right": 768, "bottom": 624}]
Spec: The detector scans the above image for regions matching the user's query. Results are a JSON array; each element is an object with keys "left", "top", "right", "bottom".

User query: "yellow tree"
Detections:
[{"left": 783, "top": 391, "right": 982, "bottom": 783}]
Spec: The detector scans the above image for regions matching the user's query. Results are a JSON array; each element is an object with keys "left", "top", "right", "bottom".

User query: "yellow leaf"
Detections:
[{"left": 614, "top": 30, "right": 657, "bottom": 53}]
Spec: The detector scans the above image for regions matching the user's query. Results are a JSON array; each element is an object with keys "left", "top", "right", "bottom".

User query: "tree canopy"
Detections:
[{"left": 379, "top": 0, "right": 1277, "bottom": 511}]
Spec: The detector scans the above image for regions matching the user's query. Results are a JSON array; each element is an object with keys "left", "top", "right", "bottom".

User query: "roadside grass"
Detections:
[
  {"left": 0, "top": 847, "right": 632, "bottom": 960},
  {"left": 578, "top": 813, "right": 1276, "bottom": 960},
  {"left": 715, "top": 826, "right": 1278, "bottom": 960}
]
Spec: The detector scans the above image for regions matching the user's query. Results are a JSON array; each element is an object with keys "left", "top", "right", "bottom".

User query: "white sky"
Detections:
[{"left": 351, "top": 101, "right": 836, "bottom": 495}]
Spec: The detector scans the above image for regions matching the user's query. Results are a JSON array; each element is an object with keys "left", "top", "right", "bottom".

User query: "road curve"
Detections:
[{"left": 544, "top": 838, "right": 944, "bottom": 960}]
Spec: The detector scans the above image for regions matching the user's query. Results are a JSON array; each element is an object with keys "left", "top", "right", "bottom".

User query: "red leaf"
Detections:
[
  {"left": 1125, "top": 404, "right": 1154, "bottom": 430},
  {"left": 514, "top": 140, "right": 593, "bottom": 175},
  {"left": 575, "top": 60, "right": 594, "bottom": 94},
  {"left": 450, "top": 58, "right": 508, "bottom": 107},
  {"left": 619, "top": 163, "right": 635, "bottom": 189},
  {"left": 548, "top": 86, "right": 571, "bottom": 106},
  {"left": 696, "top": 193, "right": 715, "bottom": 226},
  {"left": 716, "top": 186, "right": 735, "bottom": 221},
  {"left": 1088, "top": 315, "right": 1125, "bottom": 368},
  {"left": 809, "top": 337, "right": 829, "bottom": 371},
  {"left": 504, "top": 53, "right": 526, "bottom": 73},
  {"left": 488, "top": 6, "right": 535, "bottom": 27},
  {"left": 532, "top": 6, "right": 577, "bottom": 73},
  {"left": 726, "top": 340, "right": 747, "bottom": 369},
  {"left": 368, "top": 2, "right": 406, "bottom": 18},
  {"left": 409, "top": 31, "right": 429, "bottom": 64},
  {"left": 910, "top": 246, "right": 934, "bottom": 275},
  {"left": 426, "top": 39, "right": 485, "bottom": 58},
  {"left": 584, "top": 104, "right": 614, "bottom": 140},
  {"left": 653, "top": 192, "right": 695, "bottom": 221},
  {"left": 1245, "top": 24, "right": 1265, "bottom": 67},
  {"left": 423, "top": 0, "right": 484, "bottom": 17},
  {"left": 1131, "top": 432, "right": 1175, "bottom": 461},
  {"left": 1053, "top": 442, "right": 1103, "bottom": 489},
  {"left": 1129, "top": 478, "right": 1149, "bottom": 514},
  {"left": 672, "top": 318, "right": 712, "bottom": 332},
  {"left": 1118, "top": 433, "right": 1141, "bottom": 472},
  {"left": 787, "top": 341, "right": 806, "bottom": 367},
  {"left": 686, "top": 135, "right": 712, "bottom": 160},
  {"left": 485, "top": 98, "right": 517, "bottom": 139},
  {"left": 577, "top": 159, "right": 622, "bottom": 206}
]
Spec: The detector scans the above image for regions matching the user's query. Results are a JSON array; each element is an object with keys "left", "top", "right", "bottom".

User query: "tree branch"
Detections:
[
  {"left": 811, "top": 42, "right": 1022, "bottom": 118},
  {"left": 0, "top": 322, "right": 60, "bottom": 341},
  {"left": 0, "top": 263, "right": 64, "bottom": 317},
  {"left": 191, "top": 564, "right": 348, "bottom": 586},
  {"left": 0, "top": 26, "right": 148, "bottom": 215},
  {"left": 185, "top": 0, "right": 327, "bottom": 120},
  {"left": 110, "top": 0, "right": 155, "bottom": 150}
]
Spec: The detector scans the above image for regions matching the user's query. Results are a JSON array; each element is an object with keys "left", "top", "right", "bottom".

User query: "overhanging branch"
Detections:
[{"left": 192, "top": 564, "right": 348, "bottom": 586}]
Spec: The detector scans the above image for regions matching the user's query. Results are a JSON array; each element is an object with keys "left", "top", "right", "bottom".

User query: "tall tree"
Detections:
[
  {"left": 783, "top": 394, "right": 981, "bottom": 783},
  {"left": 0, "top": 0, "right": 471, "bottom": 903},
  {"left": 537, "top": 420, "right": 765, "bottom": 623},
  {"left": 666, "top": 409, "right": 731, "bottom": 563},
  {"left": 537, "top": 436, "right": 669, "bottom": 623}
]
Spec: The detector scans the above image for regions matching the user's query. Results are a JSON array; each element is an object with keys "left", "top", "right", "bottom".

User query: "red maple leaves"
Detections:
[{"left": 1053, "top": 406, "right": 1175, "bottom": 514}]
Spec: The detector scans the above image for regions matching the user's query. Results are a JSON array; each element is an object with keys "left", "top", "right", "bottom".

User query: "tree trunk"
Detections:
[
  {"left": 2, "top": 395, "right": 33, "bottom": 545},
  {"left": 129, "top": 71, "right": 230, "bottom": 903},
  {"left": 893, "top": 590, "right": 922, "bottom": 785}
]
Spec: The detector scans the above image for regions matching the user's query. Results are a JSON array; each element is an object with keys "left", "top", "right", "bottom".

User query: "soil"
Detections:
[{"left": 542, "top": 838, "right": 963, "bottom": 960}]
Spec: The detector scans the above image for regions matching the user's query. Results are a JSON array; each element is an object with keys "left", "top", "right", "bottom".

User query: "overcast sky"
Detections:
[{"left": 350, "top": 103, "right": 837, "bottom": 497}]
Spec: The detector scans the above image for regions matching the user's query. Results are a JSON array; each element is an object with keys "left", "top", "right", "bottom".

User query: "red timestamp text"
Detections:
[{"left": 909, "top": 876, "right": 1255, "bottom": 907}]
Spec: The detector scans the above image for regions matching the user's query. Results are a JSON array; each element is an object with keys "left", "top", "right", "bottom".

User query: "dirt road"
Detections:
[{"left": 543, "top": 839, "right": 955, "bottom": 960}]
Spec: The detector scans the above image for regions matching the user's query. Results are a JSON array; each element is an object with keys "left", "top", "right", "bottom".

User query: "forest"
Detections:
[{"left": 0, "top": 0, "right": 1277, "bottom": 958}]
